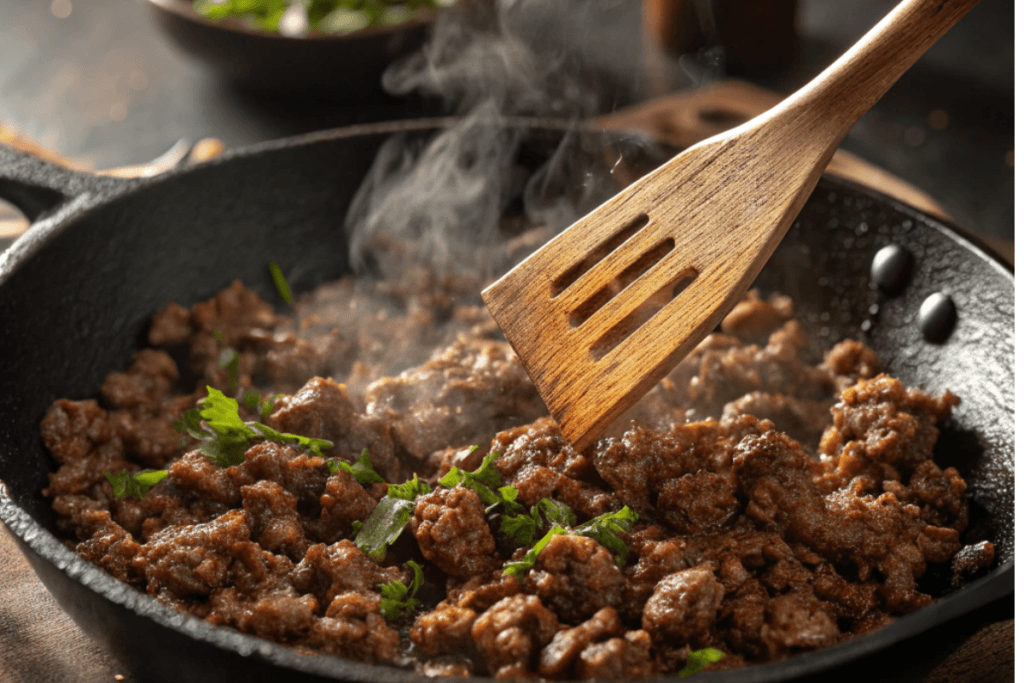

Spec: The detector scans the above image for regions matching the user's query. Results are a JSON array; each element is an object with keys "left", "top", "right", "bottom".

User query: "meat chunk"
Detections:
[
  {"left": 413, "top": 486, "right": 501, "bottom": 579},
  {"left": 241, "top": 480, "right": 310, "bottom": 561},
  {"left": 492, "top": 419, "right": 620, "bottom": 520},
  {"left": 656, "top": 471, "right": 739, "bottom": 535},
  {"left": 642, "top": 566, "right": 724, "bottom": 643},
  {"left": 316, "top": 470, "right": 379, "bottom": 543},
  {"left": 524, "top": 534, "right": 625, "bottom": 624},
  {"left": 289, "top": 540, "right": 405, "bottom": 605},
  {"left": 538, "top": 607, "right": 622, "bottom": 677},
  {"left": 140, "top": 509, "right": 252, "bottom": 599},
  {"left": 269, "top": 377, "right": 401, "bottom": 482},
  {"left": 75, "top": 510, "right": 144, "bottom": 584},
  {"left": 410, "top": 604, "right": 478, "bottom": 658},
  {"left": 470, "top": 594, "right": 559, "bottom": 677},
  {"left": 309, "top": 591, "right": 401, "bottom": 663},
  {"left": 762, "top": 592, "right": 840, "bottom": 655},
  {"left": 575, "top": 630, "right": 657, "bottom": 680}
]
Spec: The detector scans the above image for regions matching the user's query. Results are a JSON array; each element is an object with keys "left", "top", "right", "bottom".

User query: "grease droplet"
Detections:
[{"left": 919, "top": 292, "right": 956, "bottom": 343}]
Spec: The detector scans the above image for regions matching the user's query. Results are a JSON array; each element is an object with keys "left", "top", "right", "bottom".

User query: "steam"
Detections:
[{"left": 344, "top": 0, "right": 661, "bottom": 281}]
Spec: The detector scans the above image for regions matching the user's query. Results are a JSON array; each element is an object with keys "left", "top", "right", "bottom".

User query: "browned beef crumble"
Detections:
[{"left": 42, "top": 275, "right": 991, "bottom": 678}]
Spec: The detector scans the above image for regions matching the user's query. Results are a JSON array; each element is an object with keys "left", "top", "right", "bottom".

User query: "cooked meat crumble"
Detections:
[{"left": 41, "top": 274, "right": 993, "bottom": 678}]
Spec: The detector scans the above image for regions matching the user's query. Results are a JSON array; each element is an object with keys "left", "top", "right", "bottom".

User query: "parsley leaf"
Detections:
[
  {"left": 573, "top": 506, "right": 638, "bottom": 566},
  {"left": 105, "top": 469, "right": 169, "bottom": 499},
  {"left": 388, "top": 474, "right": 431, "bottom": 501},
  {"left": 249, "top": 422, "right": 334, "bottom": 458},
  {"left": 503, "top": 525, "right": 567, "bottom": 581},
  {"left": 537, "top": 498, "right": 577, "bottom": 527},
  {"left": 268, "top": 261, "right": 293, "bottom": 305},
  {"left": 679, "top": 648, "right": 725, "bottom": 678},
  {"left": 354, "top": 497, "right": 415, "bottom": 561},
  {"left": 173, "top": 407, "right": 205, "bottom": 443},
  {"left": 439, "top": 451, "right": 520, "bottom": 514},
  {"left": 198, "top": 387, "right": 259, "bottom": 465},
  {"left": 179, "top": 386, "right": 334, "bottom": 467},
  {"left": 325, "top": 449, "right": 386, "bottom": 485},
  {"left": 499, "top": 505, "right": 542, "bottom": 545},
  {"left": 379, "top": 560, "right": 425, "bottom": 620}
]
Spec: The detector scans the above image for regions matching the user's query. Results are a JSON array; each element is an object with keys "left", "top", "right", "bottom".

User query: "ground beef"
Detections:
[
  {"left": 471, "top": 594, "right": 560, "bottom": 677},
  {"left": 42, "top": 281, "right": 987, "bottom": 679},
  {"left": 524, "top": 534, "right": 625, "bottom": 624},
  {"left": 642, "top": 566, "right": 725, "bottom": 643},
  {"left": 412, "top": 486, "right": 502, "bottom": 579}
]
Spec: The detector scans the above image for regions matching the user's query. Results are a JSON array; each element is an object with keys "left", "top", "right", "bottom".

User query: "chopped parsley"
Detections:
[
  {"left": 439, "top": 450, "right": 521, "bottom": 514},
  {"left": 499, "top": 497, "right": 576, "bottom": 545},
  {"left": 536, "top": 497, "right": 577, "bottom": 528},
  {"left": 354, "top": 497, "right": 415, "bottom": 561},
  {"left": 351, "top": 468, "right": 434, "bottom": 558},
  {"left": 573, "top": 506, "right": 638, "bottom": 566},
  {"left": 325, "top": 449, "right": 386, "bottom": 485},
  {"left": 268, "top": 261, "right": 293, "bottom": 305},
  {"left": 173, "top": 386, "right": 334, "bottom": 467},
  {"left": 501, "top": 504, "right": 638, "bottom": 579},
  {"left": 105, "top": 469, "right": 169, "bottom": 499},
  {"left": 193, "top": 0, "right": 452, "bottom": 36},
  {"left": 379, "top": 560, "right": 425, "bottom": 620},
  {"left": 241, "top": 389, "right": 283, "bottom": 419},
  {"left": 388, "top": 474, "right": 431, "bottom": 501},
  {"left": 499, "top": 504, "right": 542, "bottom": 545},
  {"left": 503, "top": 525, "right": 567, "bottom": 580},
  {"left": 679, "top": 648, "right": 726, "bottom": 678}
]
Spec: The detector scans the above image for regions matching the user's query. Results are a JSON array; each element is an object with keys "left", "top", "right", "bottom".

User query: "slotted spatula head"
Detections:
[
  {"left": 482, "top": 0, "right": 981, "bottom": 451},
  {"left": 482, "top": 122, "right": 827, "bottom": 450}
]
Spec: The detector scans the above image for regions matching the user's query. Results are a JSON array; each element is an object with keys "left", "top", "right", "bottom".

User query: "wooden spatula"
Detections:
[{"left": 482, "top": 0, "right": 980, "bottom": 451}]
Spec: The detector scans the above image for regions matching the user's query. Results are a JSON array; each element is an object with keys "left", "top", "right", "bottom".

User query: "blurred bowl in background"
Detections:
[{"left": 143, "top": 0, "right": 436, "bottom": 98}]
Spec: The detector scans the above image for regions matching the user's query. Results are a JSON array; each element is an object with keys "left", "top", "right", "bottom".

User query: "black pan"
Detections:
[{"left": 0, "top": 120, "right": 1013, "bottom": 683}]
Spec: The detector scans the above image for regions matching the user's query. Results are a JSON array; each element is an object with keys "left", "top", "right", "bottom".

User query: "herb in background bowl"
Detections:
[{"left": 193, "top": 0, "right": 457, "bottom": 36}]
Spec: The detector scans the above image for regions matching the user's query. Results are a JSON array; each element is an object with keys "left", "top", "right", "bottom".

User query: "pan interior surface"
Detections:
[{"left": 0, "top": 122, "right": 1013, "bottom": 683}]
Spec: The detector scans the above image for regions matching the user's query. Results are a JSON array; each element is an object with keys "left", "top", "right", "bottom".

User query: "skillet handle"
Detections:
[{"left": 0, "top": 143, "right": 128, "bottom": 221}]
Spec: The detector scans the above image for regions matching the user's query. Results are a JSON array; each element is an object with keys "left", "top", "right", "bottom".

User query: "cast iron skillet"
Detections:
[{"left": 0, "top": 120, "right": 1013, "bottom": 683}]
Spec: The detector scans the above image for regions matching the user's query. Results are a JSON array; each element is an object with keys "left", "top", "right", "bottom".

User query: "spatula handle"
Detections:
[{"left": 781, "top": 0, "right": 981, "bottom": 142}]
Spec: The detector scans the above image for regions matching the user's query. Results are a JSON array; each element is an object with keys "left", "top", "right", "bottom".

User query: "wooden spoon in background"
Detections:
[{"left": 482, "top": 0, "right": 982, "bottom": 451}]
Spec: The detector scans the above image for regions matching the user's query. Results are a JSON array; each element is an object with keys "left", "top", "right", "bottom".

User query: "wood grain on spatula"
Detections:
[{"left": 482, "top": 0, "right": 981, "bottom": 451}]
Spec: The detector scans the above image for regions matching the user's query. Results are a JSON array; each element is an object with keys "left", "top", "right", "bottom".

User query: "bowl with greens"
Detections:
[{"left": 145, "top": 0, "right": 455, "bottom": 95}]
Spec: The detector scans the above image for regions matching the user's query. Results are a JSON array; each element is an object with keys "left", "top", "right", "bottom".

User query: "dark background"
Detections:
[{"left": 0, "top": 0, "right": 1014, "bottom": 242}]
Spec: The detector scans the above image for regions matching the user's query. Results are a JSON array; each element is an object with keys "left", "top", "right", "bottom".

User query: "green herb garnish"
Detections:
[
  {"left": 105, "top": 469, "right": 169, "bottom": 499},
  {"left": 388, "top": 473, "right": 431, "bottom": 501},
  {"left": 268, "top": 261, "right": 293, "bottom": 305},
  {"left": 498, "top": 497, "right": 576, "bottom": 545},
  {"left": 193, "top": 0, "right": 451, "bottom": 36},
  {"left": 573, "top": 506, "right": 638, "bottom": 566},
  {"left": 503, "top": 525, "right": 567, "bottom": 580},
  {"left": 379, "top": 560, "right": 425, "bottom": 620},
  {"left": 536, "top": 497, "right": 577, "bottom": 528},
  {"left": 499, "top": 504, "right": 543, "bottom": 545},
  {"left": 354, "top": 496, "right": 415, "bottom": 561},
  {"left": 679, "top": 648, "right": 726, "bottom": 678},
  {"left": 439, "top": 450, "right": 521, "bottom": 514},
  {"left": 174, "top": 386, "right": 334, "bottom": 467},
  {"left": 241, "top": 389, "right": 284, "bottom": 419},
  {"left": 325, "top": 448, "right": 387, "bottom": 485}
]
